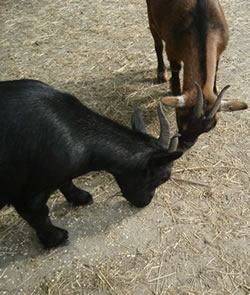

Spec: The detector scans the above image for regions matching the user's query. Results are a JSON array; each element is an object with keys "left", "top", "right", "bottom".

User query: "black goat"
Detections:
[{"left": 0, "top": 79, "right": 182, "bottom": 248}]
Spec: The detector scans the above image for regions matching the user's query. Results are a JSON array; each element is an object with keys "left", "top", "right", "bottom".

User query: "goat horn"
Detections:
[
  {"left": 157, "top": 103, "right": 170, "bottom": 149},
  {"left": 193, "top": 82, "right": 204, "bottom": 118},
  {"left": 168, "top": 133, "right": 181, "bottom": 152},
  {"left": 207, "top": 85, "right": 230, "bottom": 119}
]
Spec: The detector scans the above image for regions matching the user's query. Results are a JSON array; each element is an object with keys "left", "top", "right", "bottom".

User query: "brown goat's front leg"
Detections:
[
  {"left": 170, "top": 61, "right": 181, "bottom": 95},
  {"left": 155, "top": 39, "right": 167, "bottom": 83},
  {"left": 149, "top": 27, "right": 166, "bottom": 83},
  {"left": 147, "top": 3, "right": 167, "bottom": 84}
]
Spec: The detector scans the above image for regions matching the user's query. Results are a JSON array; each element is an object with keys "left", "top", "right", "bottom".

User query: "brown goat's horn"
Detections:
[
  {"left": 168, "top": 133, "right": 180, "bottom": 152},
  {"left": 207, "top": 85, "right": 230, "bottom": 119},
  {"left": 193, "top": 82, "right": 204, "bottom": 118},
  {"left": 157, "top": 103, "right": 170, "bottom": 149}
]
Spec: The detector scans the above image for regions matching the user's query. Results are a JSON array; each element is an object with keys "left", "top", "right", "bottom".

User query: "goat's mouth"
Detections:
[
  {"left": 178, "top": 136, "right": 198, "bottom": 151},
  {"left": 125, "top": 192, "right": 155, "bottom": 208}
]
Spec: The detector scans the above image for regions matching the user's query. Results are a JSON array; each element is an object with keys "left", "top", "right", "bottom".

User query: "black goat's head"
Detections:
[{"left": 115, "top": 104, "right": 182, "bottom": 208}]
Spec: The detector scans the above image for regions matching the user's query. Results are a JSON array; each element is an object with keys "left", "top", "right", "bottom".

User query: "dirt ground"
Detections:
[{"left": 0, "top": 0, "right": 249, "bottom": 294}]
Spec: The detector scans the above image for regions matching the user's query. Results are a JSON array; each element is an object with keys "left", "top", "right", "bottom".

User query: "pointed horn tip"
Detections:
[
  {"left": 158, "top": 101, "right": 168, "bottom": 115},
  {"left": 132, "top": 108, "right": 143, "bottom": 121},
  {"left": 193, "top": 81, "right": 202, "bottom": 92},
  {"left": 223, "top": 85, "right": 230, "bottom": 91},
  {"left": 157, "top": 102, "right": 166, "bottom": 118},
  {"left": 217, "top": 84, "right": 230, "bottom": 98},
  {"left": 213, "top": 84, "right": 231, "bottom": 104},
  {"left": 135, "top": 108, "right": 142, "bottom": 114},
  {"left": 207, "top": 85, "right": 230, "bottom": 119},
  {"left": 170, "top": 132, "right": 181, "bottom": 139},
  {"left": 194, "top": 81, "right": 203, "bottom": 93}
]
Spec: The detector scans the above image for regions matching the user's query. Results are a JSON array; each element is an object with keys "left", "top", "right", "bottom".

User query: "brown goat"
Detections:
[{"left": 146, "top": 0, "right": 248, "bottom": 150}]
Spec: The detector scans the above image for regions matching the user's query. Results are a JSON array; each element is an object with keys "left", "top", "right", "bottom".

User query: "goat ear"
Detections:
[
  {"left": 162, "top": 94, "right": 191, "bottom": 108},
  {"left": 149, "top": 150, "right": 183, "bottom": 167},
  {"left": 131, "top": 108, "right": 146, "bottom": 133},
  {"left": 220, "top": 101, "right": 248, "bottom": 112}
]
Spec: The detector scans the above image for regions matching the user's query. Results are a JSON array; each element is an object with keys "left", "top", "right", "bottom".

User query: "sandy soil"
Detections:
[{"left": 0, "top": 0, "right": 249, "bottom": 294}]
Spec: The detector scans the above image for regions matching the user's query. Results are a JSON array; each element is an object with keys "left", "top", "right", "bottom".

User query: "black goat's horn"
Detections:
[
  {"left": 193, "top": 82, "right": 204, "bottom": 118},
  {"left": 207, "top": 85, "right": 230, "bottom": 119},
  {"left": 157, "top": 103, "right": 170, "bottom": 149},
  {"left": 168, "top": 133, "right": 180, "bottom": 152}
]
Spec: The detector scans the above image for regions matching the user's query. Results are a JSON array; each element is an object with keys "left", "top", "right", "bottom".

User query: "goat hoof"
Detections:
[
  {"left": 157, "top": 71, "right": 168, "bottom": 83},
  {"left": 38, "top": 226, "right": 69, "bottom": 248},
  {"left": 68, "top": 189, "right": 93, "bottom": 206},
  {"left": 62, "top": 185, "right": 93, "bottom": 206}
]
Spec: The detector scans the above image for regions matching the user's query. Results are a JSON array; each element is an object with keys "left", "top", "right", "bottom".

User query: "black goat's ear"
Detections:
[
  {"left": 131, "top": 108, "right": 146, "bottom": 133},
  {"left": 167, "top": 151, "right": 183, "bottom": 162},
  {"left": 149, "top": 151, "right": 183, "bottom": 167}
]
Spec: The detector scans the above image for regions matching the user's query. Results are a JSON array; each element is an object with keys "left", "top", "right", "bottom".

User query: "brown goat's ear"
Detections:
[
  {"left": 162, "top": 95, "right": 191, "bottom": 108},
  {"left": 220, "top": 101, "right": 248, "bottom": 112}
]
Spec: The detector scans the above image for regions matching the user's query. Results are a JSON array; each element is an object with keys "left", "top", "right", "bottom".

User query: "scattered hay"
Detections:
[{"left": 0, "top": 0, "right": 249, "bottom": 294}]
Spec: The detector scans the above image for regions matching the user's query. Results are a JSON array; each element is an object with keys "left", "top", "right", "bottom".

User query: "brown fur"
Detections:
[
  {"left": 146, "top": 0, "right": 229, "bottom": 106},
  {"left": 146, "top": 0, "right": 247, "bottom": 151}
]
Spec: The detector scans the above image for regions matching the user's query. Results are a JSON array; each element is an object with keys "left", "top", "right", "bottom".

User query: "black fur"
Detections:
[{"left": 0, "top": 79, "right": 182, "bottom": 248}]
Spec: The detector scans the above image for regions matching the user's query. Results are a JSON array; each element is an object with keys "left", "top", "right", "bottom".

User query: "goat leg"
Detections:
[
  {"left": 170, "top": 61, "right": 181, "bottom": 95},
  {"left": 60, "top": 180, "right": 93, "bottom": 206},
  {"left": 13, "top": 194, "right": 68, "bottom": 248}
]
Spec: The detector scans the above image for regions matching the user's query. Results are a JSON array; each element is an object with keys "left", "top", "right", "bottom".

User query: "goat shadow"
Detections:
[
  {"left": 58, "top": 68, "right": 174, "bottom": 128},
  {"left": 0, "top": 179, "right": 141, "bottom": 269}
]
